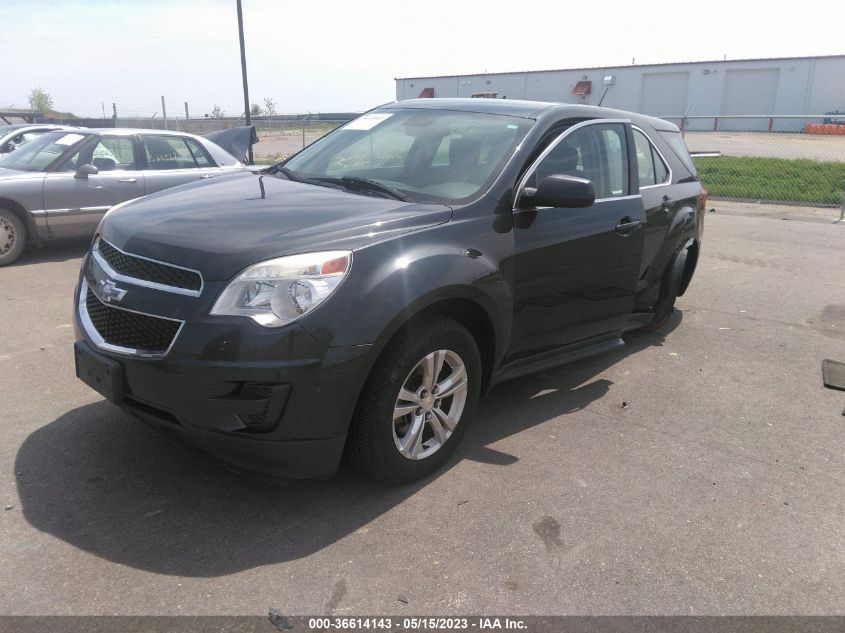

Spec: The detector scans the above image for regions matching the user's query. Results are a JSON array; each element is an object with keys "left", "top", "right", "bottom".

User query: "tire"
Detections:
[
  {"left": 0, "top": 208, "right": 26, "bottom": 266},
  {"left": 641, "top": 243, "right": 689, "bottom": 331},
  {"left": 351, "top": 314, "right": 482, "bottom": 484}
]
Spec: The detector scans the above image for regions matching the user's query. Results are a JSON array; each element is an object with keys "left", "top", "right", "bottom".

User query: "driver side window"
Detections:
[
  {"left": 529, "top": 122, "right": 629, "bottom": 199},
  {"left": 59, "top": 136, "right": 136, "bottom": 172}
]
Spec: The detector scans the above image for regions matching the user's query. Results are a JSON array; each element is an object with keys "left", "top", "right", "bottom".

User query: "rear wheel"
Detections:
[
  {"left": 641, "top": 243, "right": 689, "bottom": 331},
  {"left": 0, "top": 208, "right": 26, "bottom": 267},
  {"left": 351, "top": 314, "right": 481, "bottom": 484}
]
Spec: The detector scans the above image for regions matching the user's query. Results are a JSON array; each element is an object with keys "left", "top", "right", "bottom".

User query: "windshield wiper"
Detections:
[
  {"left": 267, "top": 165, "right": 343, "bottom": 190},
  {"left": 267, "top": 165, "right": 301, "bottom": 181},
  {"left": 311, "top": 176, "right": 410, "bottom": 201},
  {"left": 340, "top": 176, "right": 410, "bottom": 201},
  {"left": 266, "top": 167, "right": 411, "bottom": 201}
]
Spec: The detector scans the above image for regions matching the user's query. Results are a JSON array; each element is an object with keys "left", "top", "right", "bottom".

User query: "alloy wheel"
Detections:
[{"left": 392, "top": 349, "right": 468, "bottom": 460}]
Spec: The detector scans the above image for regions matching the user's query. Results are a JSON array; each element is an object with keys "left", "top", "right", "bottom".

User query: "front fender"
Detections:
[{"left": 300, "top": 224, "right": 512, "bottom": 359}]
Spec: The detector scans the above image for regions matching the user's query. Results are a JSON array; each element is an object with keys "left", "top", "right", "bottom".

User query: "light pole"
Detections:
[{"left": 236, "top": 0, "right": 253, "bottom": 164}]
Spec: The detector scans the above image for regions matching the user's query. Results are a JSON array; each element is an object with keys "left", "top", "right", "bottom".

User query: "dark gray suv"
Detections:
[{"left": 74, "top": 99, "right": 704, "bottom": 483}]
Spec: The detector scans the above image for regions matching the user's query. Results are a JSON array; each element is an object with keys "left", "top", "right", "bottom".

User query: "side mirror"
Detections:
[
  {"left": 519, "top": 174, "right": 596, "bottom": 209},
  {"left": 75, "top": 164, "right": 99, "bottom": 179}
]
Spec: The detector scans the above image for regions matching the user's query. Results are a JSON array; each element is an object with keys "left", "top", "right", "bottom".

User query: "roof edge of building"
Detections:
[{"left": 395, "top": 53, "right": 845, "bottom": 81}]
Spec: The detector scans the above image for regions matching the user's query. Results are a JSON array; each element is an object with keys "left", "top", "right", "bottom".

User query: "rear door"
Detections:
[
  {"left": 508, "top": 119, "right": 645, "bottom": 359},
  {"left": 43, "top": 134, "right": 145, "bottom": 237},
  {"left": 140, "top": 133, "right": 222, "bottom": 195},
  {"left": 632, "top": 126, "right": 674, "bottom": 283}
]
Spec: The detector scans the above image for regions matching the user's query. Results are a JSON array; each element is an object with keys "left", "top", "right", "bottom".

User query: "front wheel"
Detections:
[
  {"left": 0, "top": 208, "right": 26, "bottom": 266},
  {"left": 351, "top": 314, "right": 481, "bottom": 484}
]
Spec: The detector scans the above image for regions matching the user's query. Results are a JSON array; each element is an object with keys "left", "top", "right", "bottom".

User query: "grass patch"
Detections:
[{"left": 694, "top": 156, "right": 845, "bottom": 205}]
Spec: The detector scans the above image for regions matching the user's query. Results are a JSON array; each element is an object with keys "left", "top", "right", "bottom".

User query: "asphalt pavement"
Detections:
[{"left": 1, "top": 211, "right": 843, "bottom": 615}]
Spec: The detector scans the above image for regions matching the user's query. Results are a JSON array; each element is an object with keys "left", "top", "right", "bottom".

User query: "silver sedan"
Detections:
[{"left": 0, "top": 127, "right": 252, "bottom": 265}]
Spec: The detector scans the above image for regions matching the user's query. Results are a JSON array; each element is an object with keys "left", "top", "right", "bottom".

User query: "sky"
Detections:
[{"left": 4, "top": 0, "right": 842, "bottom": 118}]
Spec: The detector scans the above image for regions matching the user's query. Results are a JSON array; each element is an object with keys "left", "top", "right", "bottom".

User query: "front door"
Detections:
[
  {"left": 43, "top": 135, "right": 145, "bottom": 238},
  {"left": 509, "top": 120, "right": 645, "bottom": 360}
]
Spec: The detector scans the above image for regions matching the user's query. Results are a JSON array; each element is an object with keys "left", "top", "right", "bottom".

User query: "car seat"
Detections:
[
  {"left": 93, "top": 157, "right": 117, "bottom": 171},
  {"left": 448, "top": 138, "right": 482, "bottom": 182}
]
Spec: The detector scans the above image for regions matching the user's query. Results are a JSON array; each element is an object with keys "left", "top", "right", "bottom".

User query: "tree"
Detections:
[
  {"left": 263, "top": 98, "right": 277, "bottom": 116},
  {"left": 250, "top": 103, "right": 262, "bottom": 115},
  {"left": 28, "top": 87, "right": 53, "bottom": 114},
  {"left": 209, "top": 104, "right": 225, "bottom": 118}
]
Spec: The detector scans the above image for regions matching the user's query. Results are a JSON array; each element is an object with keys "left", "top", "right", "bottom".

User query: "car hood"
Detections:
[{"left": 100, "top": 171, "right": 453, "bottom": 281}]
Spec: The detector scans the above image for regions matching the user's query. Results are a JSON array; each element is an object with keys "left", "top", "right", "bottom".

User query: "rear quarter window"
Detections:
[{"left": 659, "top": 131, "right": 697, "bottom": 177}]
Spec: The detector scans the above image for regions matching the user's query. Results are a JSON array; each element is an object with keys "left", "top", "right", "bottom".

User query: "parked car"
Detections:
[
  {"left": 0, "top": 127, "right": 255, "bottom": 265},
  {"left": 73, "top": 99, "right": 704, "bottom": 483},
  {"left": 0, "top": 123, "right": 78, "bottom": 156}
]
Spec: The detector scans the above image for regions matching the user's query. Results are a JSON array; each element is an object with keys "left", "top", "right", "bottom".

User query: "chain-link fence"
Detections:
[
  {"left": 35, "top": 111, "right": 845, "bottom": 209},
  {"left": 170, "top": 116, "right": 355, "bottom": 164},
  {"left": 33, "top": 113, "right": 357, "bottom": 164},
  {"left": 663, "top": 115, "right": 845, "bottom": 209},
  {"left": 195, "top": 113, "right": 845, "bottom": 209},
  {"left": 67, "top": 115, "right": 357, "bottom": 164}
]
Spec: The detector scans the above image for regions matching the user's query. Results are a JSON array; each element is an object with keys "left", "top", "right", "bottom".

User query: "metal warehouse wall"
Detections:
[{"left": 395, "top": 56, "right": 845, "bottom": 131}]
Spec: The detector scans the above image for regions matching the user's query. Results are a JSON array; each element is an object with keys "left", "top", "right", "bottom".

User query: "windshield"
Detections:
[
  {"left": 0, "top": 131, "right": 88, "bottom": 171},
  {"left": 282, "top": 109, "right": 532, "bottom": 204}
]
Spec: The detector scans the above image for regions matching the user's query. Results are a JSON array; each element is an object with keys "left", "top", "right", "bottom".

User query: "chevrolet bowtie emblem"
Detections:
[{"left": 99, "top": 278, "right": 128, "bottom": 303}]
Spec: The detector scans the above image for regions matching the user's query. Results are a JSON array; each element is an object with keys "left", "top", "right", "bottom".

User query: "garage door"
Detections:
[
  {"left": 722, "top": 68, "right": 780, "bottom": 130},
  {"left": 640, "top": 72, "right": 690, "bottom": 117}
]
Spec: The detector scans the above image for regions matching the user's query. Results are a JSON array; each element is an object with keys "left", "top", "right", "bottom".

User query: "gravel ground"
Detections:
[{"left": 684, "top": 132, "right": 845, "bottom": 162}]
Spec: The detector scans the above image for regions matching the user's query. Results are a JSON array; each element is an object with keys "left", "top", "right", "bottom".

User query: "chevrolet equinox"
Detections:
[{"left": 74, "top": 99, "right": 704, "bottom": 483}]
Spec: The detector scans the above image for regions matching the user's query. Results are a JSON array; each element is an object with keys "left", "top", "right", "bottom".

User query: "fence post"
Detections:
[
  {"left": 713, "top": 117, "right": 718, "bottom": 131},
  {"left": 161, "top": 95, "right": 167, "bottom": 130},
  {"left": 768, "top": 117, "right": 773, "bottom": 132},
  {"left": 302, "top": 115, "right": 306, "bottom": 149}
]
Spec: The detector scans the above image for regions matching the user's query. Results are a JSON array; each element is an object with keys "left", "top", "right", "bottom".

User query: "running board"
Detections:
[
  {"left": 490, "top": 337, "right": 625, "bottom": 388},
  {"left": 624, "top": 312, "right": 654, "bottom": 332}
]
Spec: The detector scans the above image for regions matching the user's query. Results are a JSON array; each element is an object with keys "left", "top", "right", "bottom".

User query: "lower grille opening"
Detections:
[
  {"left": 85, "top": 288, "right": 181, "bottom": 355},
  {"left": 123, "top": 396, "right": 181, "bottom": 426}
]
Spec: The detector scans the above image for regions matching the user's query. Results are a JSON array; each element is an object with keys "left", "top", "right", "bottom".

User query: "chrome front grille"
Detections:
[
  {"left": 78, "top": 279, "right": 184, "bottom": 357},
  {"left": 93, "top": 237, "right": 203, "bottom": 296}
]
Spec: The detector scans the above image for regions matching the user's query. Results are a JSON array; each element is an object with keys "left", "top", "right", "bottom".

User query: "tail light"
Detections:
[{"left": 700, "top": 187, "right": 709, "bottom": 211}]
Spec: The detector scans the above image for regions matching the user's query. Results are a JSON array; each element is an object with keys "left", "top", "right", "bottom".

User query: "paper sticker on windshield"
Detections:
[
  {"left": 55, "top": 134, "right": 85, "bottom": 146},
  {"left": 344, "top": 113, "right": 393, "bottom": 131}
]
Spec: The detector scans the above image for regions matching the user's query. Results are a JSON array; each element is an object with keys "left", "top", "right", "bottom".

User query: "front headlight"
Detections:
[{"left": 210, "top": 251, "right": 351, "bottom": 327}]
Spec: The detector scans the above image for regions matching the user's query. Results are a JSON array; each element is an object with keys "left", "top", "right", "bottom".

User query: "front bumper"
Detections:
[{"left": 73, "top": 277, "right": 376, "bottom": 479}]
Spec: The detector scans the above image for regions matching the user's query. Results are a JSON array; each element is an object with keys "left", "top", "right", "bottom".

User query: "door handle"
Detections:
[
  {"left": 661, "top": 195, "right": 676, "bottom": 209},
  {"left": 199, "top": 174, "right": 215, "bottom": 179},
  {"left": 117, "top": 177, "right": 138, "bottom": 183},
  {"left": 615, "top": 218, "right": 643, "bottom": 234}
]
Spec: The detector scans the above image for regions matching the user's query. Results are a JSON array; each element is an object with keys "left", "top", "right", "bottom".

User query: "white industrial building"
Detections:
[{"left": 395, "top": 55, "right": 845, "bottom": 131}]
